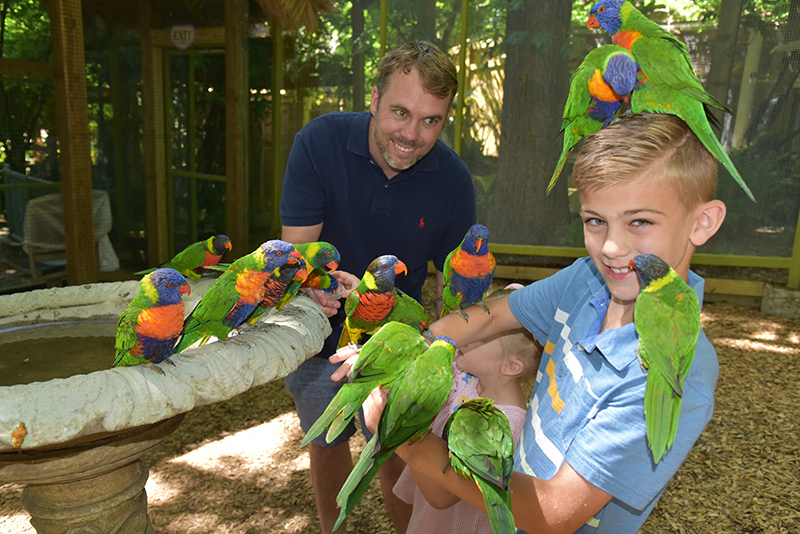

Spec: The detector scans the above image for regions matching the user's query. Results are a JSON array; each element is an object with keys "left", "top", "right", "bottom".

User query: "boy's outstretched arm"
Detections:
[
  {"left": 362, "top": 389, "right": 614, "bottom": 534},
  {"left": 429, "top": 292, "right": 523, "bottom": 348}
]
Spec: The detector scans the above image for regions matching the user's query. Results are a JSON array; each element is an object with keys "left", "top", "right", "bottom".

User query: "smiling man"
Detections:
[{"left": 279, "top": 41, "right": 476, "bottom": 534}]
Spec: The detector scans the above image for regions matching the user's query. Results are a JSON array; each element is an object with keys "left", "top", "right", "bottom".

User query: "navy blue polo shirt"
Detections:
[
  {"left": 280, "top": 111, "right": 476, "bottom": 301},
  {"left": 280, "top": 111, "right": 475, "bottom": 357}
]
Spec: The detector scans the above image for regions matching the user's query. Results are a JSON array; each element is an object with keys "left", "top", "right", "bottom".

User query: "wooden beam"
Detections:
[
  {"left": 0, "top": 57, "right": 53, "bottom": 79},
  {"left": 225, "top": 0, "right": 249, "bottom": 255},
  {"left": 48, "top": 0, "right": 97, "bottom": 285},
  {"left": 141, "top": 0, "right": 170, "bottom": 265}
]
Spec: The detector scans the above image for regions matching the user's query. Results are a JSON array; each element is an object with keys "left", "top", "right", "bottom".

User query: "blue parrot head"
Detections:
[
  {"left": 210, "top": 234, "right": 232, "bottom": 255},
  {"left": 630, "top": 253, "right": 670, "bottom": 290},
  {"left": 260, "top": 239, "right": 302, "bottom": 271},
  {"left": 434, "top": 335, "right": 457, "bottom": 350},
  {"left": 369, "top": 254, "right": 408, "bottom": 290},
  {"left": 146, "top": 268, "right": 189, "bottom": 305},
  {"left": 463, "top": 224, "right": 490, "bottom": 255},
  {"left": 588, "top": 0, "right": 624, "bottom": 35}
]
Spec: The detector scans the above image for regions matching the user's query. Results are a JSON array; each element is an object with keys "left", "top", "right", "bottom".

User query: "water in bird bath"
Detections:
[{"left": 0, "top": 320, "right": 115, "bottom": 387}]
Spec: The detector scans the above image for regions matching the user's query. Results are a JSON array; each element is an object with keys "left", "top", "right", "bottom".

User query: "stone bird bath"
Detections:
[{"left": 0, "top": 278, "right": 330, "bottom": 533}]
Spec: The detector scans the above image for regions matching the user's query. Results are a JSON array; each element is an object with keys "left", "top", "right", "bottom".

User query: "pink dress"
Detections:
[{"left": 393, "top": 361, "right": 527, "bottom": 534}]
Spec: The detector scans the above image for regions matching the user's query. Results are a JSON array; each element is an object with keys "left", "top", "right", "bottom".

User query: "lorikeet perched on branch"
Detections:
[
  {"left": 136, "top": 235, "right": 231, "bottom": 281},
  {"left": 114, "top": 268, "right": 190, "bottom": 367},
  {"left": 631, "top": 253, "right": 701, "bottom": 464},
  {"left": 277, "top": 241, "right": 341, "bottom": 311},
  {"left": 174, "top": 240, "right": 301, "bottom": 352}
]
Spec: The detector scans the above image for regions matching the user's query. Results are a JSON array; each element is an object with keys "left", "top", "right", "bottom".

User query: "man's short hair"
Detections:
[{"left": 376, "top": 41, "right": 458, "bottom": 104}]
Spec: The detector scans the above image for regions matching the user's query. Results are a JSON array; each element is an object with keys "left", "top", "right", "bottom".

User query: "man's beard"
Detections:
[{"left": 372, "top": 121, "right": 425, "bottom": 171}]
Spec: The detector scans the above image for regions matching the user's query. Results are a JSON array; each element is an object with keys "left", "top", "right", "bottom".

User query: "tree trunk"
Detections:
[
  {"left": 706, "top": 0, "right": 744, "bottom": 138},
  {"left": 487, "top": 0, "right": 572, "bottom": 245}
]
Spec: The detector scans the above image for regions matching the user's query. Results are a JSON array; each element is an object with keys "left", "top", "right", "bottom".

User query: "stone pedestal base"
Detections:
[{"left": 0, "top": 414, "right": 183, "bottom": 534}]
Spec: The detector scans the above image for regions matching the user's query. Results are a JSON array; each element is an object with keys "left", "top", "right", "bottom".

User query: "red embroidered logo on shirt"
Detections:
[{"left": 418, "top": 217, "right": 425, "bottom": 229}]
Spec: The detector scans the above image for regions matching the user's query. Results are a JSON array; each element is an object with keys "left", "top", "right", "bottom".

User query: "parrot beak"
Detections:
[
  {"left": 474, "top": 238, "right": 484, "bottom": 251},
  {"left": 180, "top": 283, "right": 191, "bottom": 296},
  {"left": 394, "top": 260, "right": 408, "bottom": 276},
  {"left": 326, "top": 260, "right": 339, "bottom": 271},
  {"left": 225, "top": 241, "right": 232, "bottom": 251},
  {"left": 587, "top": 15, "right": 600, "bottom": 29},
  {"left": 628, "top": 259, "right": 637, "bottom": 272},
  {"left": 289, "top": 248, "right": 303, "bottom": 260}
]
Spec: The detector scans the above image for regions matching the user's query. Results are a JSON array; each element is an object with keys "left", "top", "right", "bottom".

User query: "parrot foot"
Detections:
[
  {"left": 634, "top": 349, "right": 649, "bottom": 373},
  {"left": 456, "top": 309, "right": 470, "bottom": 323},
  {"left": 478, "top": 301, "right": 491, "bottom": 314}
]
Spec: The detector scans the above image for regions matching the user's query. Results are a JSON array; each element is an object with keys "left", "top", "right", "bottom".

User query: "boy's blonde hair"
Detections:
[
  {"left": 499, "top": 328, "right": 542, "bottom": 383},
  {"left": 572, "top": 113, "right": 718, "bottom": 209},
  {"left": 376, "top": 41, "right": 458, "bottom": 105}
]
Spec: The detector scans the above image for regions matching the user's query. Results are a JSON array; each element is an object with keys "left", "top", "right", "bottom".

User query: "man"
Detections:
[{"left": 280, "top": 41, "right": 476, "bottom": 533}]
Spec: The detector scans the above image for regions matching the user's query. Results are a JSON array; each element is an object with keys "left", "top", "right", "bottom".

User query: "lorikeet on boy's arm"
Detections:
[
  {"left": 136, "top": 235, "right": 231, "bottom": 281},
  {"left": 333, "top": 336, "right": 457, "bottom": 531},
  {"left": 301, "top": 321, "right": 427, "bottom": 447},
  {"left": 548, "top": 44, "right": 639, "bottom": 194},
  {"left": 337, "top": 254, "right": 408, "bottom": 348},
  {"left": 631, "top": 253, "right": 701, "bottom": 464},
  {"left": 443, "top": 398, "right": 517, "bottom": 534},
  {"left": 174, "top": 240, "right": 301, "bottom": 352},
  {"left": 114, "top": 268, "right": 190, "bottom": 367},
  {"left": 441, "top": 224, "right": 496, "bottom": 321}
]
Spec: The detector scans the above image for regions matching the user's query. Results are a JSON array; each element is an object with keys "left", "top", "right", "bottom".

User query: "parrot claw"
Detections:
[
  {"left": 634, "top": 349, "right": 648, "bottom": 373},
  {"left": 478, "top": 301, "right": 491, "bottom": 314},
  {"left": 456, "top": 309, "right": 470, "bottom": 323}
]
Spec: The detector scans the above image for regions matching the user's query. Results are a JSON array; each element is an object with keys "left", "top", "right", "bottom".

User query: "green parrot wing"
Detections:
[{"left": 113, "top": 304, "right": 142, "bottom": 366}]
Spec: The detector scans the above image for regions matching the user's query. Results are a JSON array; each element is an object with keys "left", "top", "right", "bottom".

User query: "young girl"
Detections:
[{"left": 394, "top": 314, "right": 542, "bottom": 533}]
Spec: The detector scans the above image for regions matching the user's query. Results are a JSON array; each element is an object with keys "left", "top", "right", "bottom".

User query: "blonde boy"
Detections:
[{"left": 358, "top": 113, "right": 727, "bottom": 534}]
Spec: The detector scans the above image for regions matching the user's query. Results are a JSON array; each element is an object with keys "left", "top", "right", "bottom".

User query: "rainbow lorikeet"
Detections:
[
  {"left": 631, "top": 253, "right": 701, "bottom": 464},
  {"left": 441, "top": 224, "right": 496, "bottom": 321},
  {"left": 587, "top": 0, "right": 755, "bottom": 202},
  {"left": 276, "top": 241, "right": 341, "bottom": 311},
  {"left": 244, "top": 257, "right": 308, "bottom": 325},
  {"left": 113, "top": 268, "right": 190, "bottom": 367},
  {"left": 174, "top": 240, "right": 301, "bottom": 353},
  {"left": 337, "top": 255, "right": 408, "bottom": 349},
  {"left": 334, "top": 336, "right": 457, "bottom": 531},
  {"left": 301, "top": 321, "right": 428, "bottom": 447},
  {"left": 548, "top": 44, "right": 639, "bottom": 194},
  {"left": 384, "top": 290, "right": 429, "bottom": 333},
  {"left": 443, "top": 398, "right": 516, "bottom": 534},
  {"left": 136, "top": 235, "right": 232, "bottom": 281},
  {"left": 630, "top": 74, "right": 756, "bottom": 202}
]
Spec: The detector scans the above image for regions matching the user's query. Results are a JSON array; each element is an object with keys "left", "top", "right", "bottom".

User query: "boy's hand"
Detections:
[
  {"left": 329, "top": 344, "right": 360, "bottom": 382},
  {"left": 362, "top": 386, "right": 389, "bottom": 434}
]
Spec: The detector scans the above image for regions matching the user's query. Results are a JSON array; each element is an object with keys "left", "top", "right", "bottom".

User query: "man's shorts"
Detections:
[{"left": 284, "top": 355, "right": 375, "bottom": 447}]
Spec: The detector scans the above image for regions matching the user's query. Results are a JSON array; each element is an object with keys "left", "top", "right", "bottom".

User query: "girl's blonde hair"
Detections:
[{"left": 499, "top": 328, "right": 542, "bottom": 383}]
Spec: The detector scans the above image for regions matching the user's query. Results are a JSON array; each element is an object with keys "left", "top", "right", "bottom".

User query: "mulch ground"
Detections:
[{"left": 1, "top": 278, "right": 799, "bottom": 533}]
